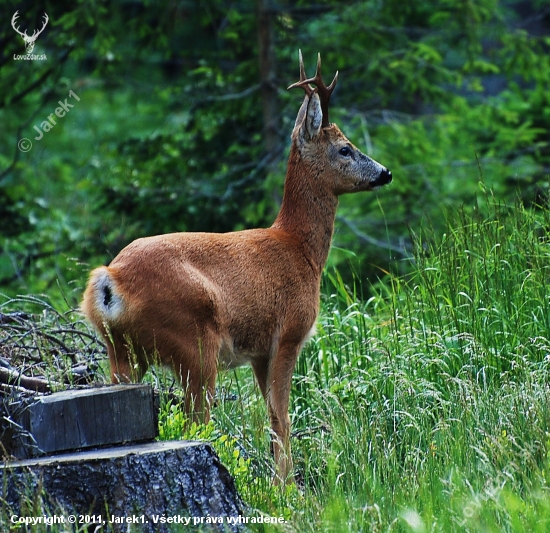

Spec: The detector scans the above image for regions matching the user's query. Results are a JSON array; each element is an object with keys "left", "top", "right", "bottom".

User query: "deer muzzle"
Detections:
[{"left": 374, "top": 168, "right": 392, "bottom": 188}]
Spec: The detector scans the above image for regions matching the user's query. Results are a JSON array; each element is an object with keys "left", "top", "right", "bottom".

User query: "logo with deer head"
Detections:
[{"left": 11, "top": 11, "right": 49, "bottom": 54}]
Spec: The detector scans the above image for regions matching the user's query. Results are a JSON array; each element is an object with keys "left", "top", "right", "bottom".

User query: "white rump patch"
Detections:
[{"left": 92, "top": 269, "right": 124, "bottom": 321}]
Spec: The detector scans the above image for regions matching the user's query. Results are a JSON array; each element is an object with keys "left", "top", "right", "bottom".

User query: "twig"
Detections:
[
  {"left": 336, "top": 215, "right": 413, "bottom": 258},
  {"left": 202, "top": 83, "right": 260, "bottom": 102}
]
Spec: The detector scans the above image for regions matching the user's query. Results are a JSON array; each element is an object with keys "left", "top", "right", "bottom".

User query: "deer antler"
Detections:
[
  {"left": 288, "top": 50, "right": 313, "bottom": 96},
  {"left": 288, "top": 50, "right": 339, "bottom": 128},
  {"left": 11, "top": 11, "right": 26, "bottom": 38},
  {"left": 33, "top": 13, "right": 49, "bottom": 39}
]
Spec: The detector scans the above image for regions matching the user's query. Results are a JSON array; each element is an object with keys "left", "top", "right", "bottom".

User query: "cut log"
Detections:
[
  {"left": 2, "top": 440, "right": 245, "bottom": 532},
  {"left": 13, "top": 384, "right": 157, "bottom": 458}
]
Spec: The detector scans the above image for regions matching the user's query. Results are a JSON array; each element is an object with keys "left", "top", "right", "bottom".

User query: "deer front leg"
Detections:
[{"left": 264, "top": 343, "right": 300, "bottom": 484}]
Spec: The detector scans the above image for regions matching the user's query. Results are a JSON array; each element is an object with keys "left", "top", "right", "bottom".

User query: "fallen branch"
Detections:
[{"left": 0, "top": 367, "right": 56, "bottom": 393}]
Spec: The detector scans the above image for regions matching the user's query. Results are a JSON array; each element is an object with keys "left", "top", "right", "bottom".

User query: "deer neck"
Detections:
[{"left": 272, "top": 147, "right": 338, "bottom": 276}]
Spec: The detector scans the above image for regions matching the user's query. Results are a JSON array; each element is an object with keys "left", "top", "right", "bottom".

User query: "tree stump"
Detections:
[{"left": 2, "top": 441, "right": 245, "bottom": 532}]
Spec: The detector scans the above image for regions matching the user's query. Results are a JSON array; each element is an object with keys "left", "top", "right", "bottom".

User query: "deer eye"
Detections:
[{"left": 339, "top": 146, "right": 352, "bottom": 157}]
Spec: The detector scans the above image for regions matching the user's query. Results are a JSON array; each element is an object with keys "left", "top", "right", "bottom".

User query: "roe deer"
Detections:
[{"left": 81, "top": 51, "right": 392, "bottom": 483}]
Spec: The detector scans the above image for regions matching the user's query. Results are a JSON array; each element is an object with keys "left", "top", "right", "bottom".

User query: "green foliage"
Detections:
[
  {"left": 158, "top": 400, "right": 271, "bottom": 509},
  {"left": 2, "top": 0, "right": 550, "bottom": 296}
]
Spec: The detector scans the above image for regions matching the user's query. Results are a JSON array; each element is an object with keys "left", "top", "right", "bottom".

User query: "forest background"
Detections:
[{"left": 0, "top": 0, "right": 549, "bottom": 304}]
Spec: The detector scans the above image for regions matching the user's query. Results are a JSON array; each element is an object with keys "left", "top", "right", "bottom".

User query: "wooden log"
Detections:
[
  {"left": 13, "top": 384, "right": 157, "bottom": 458},
  {"left": 1, "top": 440, "right": 245, "bottom": 532}
]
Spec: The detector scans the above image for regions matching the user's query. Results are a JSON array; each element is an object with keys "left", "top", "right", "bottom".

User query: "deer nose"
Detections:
[{"left": 379, "top": 168, "right": 392, "bottom": 185}]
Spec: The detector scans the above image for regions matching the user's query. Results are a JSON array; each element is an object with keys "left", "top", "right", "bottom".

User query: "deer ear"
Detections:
[
  {"left": 297, "top": 92, "right": 322, "bottom": 141},
  {"left": 292, "top": 96, "right": 308, "bottom": 133}
]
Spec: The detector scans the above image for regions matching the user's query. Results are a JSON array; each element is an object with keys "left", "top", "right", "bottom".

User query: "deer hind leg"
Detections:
[
  {"left": 105, "top": 330, "right": 149, "bottom": 384},
  {"left": 170, "top": 328, "right": 220, "bottom": 424},
  {"left": 255, "top": 343, "right": 300, "bottom": 484}
]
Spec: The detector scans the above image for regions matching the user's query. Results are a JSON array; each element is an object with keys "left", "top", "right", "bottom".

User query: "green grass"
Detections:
[{"left": 2, "top": 190, "right": 550, "bottom": 531}]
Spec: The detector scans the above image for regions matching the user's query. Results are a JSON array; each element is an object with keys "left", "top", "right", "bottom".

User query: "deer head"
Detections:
[
  {"left": 286, "top": 51, "right": 392, "bottom": 197},
  {"left": 12, "top": 11, "right": 49, "bottom": 54}
]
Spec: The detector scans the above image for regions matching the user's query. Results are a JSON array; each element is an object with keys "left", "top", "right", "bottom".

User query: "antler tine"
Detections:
[
  {"left": 37, "top": 13, "right": 49, "bottom": 35},
  {"left": 298, "top": 49, "right": 307, "bottom": 83},
  {"left": 287, "top": 49, "right": 314, "bottom": 97},
  {"left": 288, "top": 51, "right": 339, "bottom": 128},
  {"left": 311, "top": 53, "right": 339, "bottom": 127}
]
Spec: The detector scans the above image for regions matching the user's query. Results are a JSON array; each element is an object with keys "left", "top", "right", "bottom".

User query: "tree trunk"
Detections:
[{"left": 257, "top": 0, "right": 282, "bottom": 203}]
